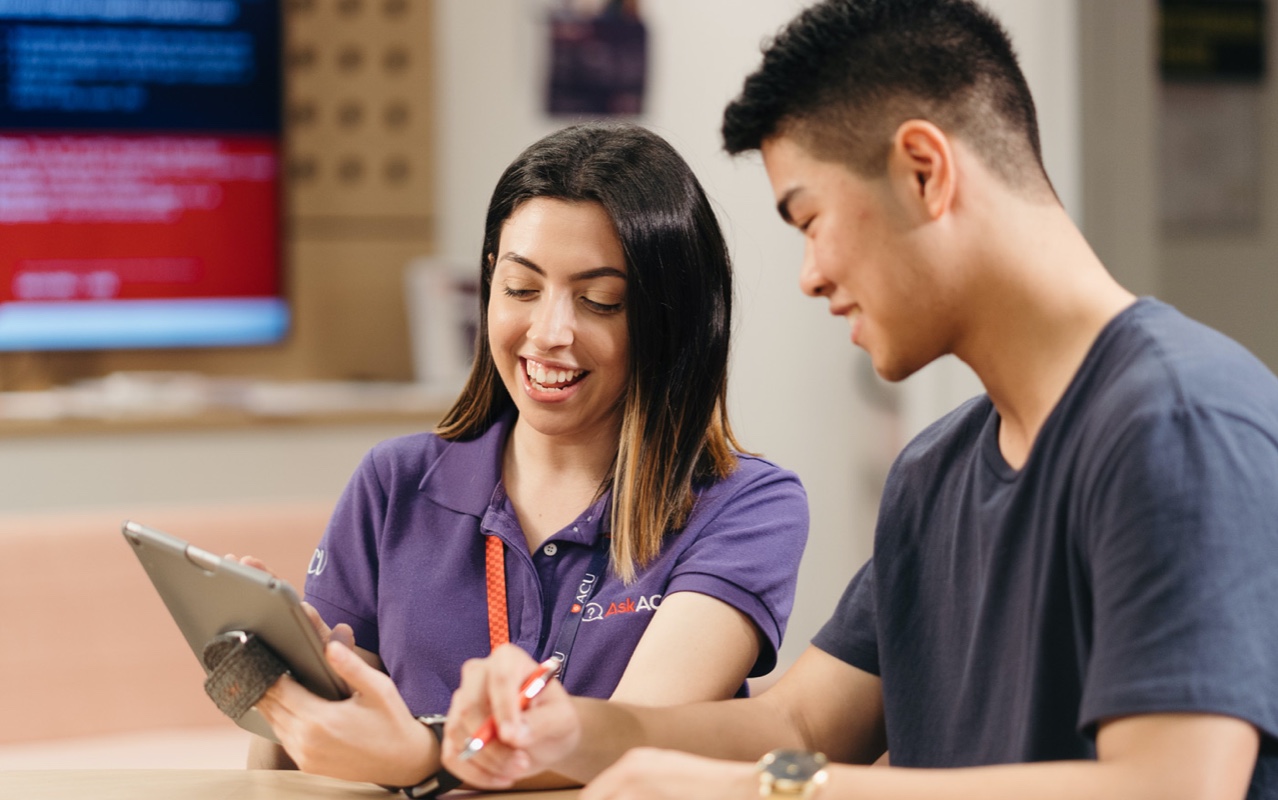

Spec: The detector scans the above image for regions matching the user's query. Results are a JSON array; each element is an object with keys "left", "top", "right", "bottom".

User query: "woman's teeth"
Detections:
[{"left": 525, "top": 359, "right": 585, "bottom": 390}]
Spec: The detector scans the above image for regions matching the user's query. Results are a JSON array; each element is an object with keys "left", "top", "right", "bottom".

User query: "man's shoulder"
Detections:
[
  {"left": 1087, "top": 299, "right": 1278, "bottom": 427},
  {"left": 893, "top": 394, "right": 992, "bottom": 471}
]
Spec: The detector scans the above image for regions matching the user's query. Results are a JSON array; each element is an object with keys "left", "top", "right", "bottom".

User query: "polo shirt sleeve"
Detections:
[
  {"left": 304, "top": 447, "right": 387, "bottom": 655},
  {"left": 661, "top": 457, "right": 808, "bottom": 676},
  {"left": 1079, "top": 406, "right": 1278, "bottom": 741}
]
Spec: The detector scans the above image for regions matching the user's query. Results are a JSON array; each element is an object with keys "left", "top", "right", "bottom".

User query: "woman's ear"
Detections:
[{"left": 888, "top": 120, "right": 956, "bottom": 221}]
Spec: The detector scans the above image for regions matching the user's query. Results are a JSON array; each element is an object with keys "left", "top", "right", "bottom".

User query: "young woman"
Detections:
[{"left": 248, "top": 122, "right": 808, "bottom": 793}]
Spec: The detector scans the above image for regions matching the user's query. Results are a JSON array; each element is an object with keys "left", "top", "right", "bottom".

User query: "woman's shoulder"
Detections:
[
  {"left": 363, "top": 420, "right": 508, "bottom": 500},
  {"left": 366, "top": 429, "right": 451, "bottom": 465},
  {"left": 678, "top": 451, "right": 809, "bottom": 552},
  {"left": 355, "top": 429, "right": 465, "bottom": 487},
  {"left": 731, "top": 451, "right": 804, "bottom": 484},
  {"left": 697, "top": 452, "right": 807, "bottom": 506}
]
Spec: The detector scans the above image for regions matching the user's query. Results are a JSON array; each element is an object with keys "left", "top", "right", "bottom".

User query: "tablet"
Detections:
[{"left": 122, "top": 520, "right": 350, "bottom": 741}]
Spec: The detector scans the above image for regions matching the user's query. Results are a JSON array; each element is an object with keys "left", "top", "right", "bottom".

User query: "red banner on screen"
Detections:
[{"left": 0, "top": 134, "right": 279, "bottom": 304}]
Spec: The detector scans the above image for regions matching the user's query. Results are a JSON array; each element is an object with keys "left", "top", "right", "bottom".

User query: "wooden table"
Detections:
[{"left": 0, "top": 770, "right": 581, "bottom": 800}]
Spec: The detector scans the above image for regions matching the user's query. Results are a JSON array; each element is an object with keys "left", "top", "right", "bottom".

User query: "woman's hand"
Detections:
[
  {"left": 231, "top": 554, "right": 356, "bottom": 649},
  {"left": 441, "top": 643, "right": 583, "bottom": 788},
  {"left": 254, "top": 640, "right": 436, "bottom": 786}
]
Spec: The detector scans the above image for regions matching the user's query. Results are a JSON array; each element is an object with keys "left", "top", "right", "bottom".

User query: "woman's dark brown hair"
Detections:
[{"left": 436, "top": 122, "right": 739, "bottom": 581}]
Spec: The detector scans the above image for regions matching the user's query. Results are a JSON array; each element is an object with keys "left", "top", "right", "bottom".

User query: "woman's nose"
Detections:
[{"left": 528, "top": 294, "right": 575, "bottom": 349}]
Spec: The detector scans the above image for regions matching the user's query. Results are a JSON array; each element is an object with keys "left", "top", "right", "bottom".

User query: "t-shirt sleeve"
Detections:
[
  {"left": 303, "top": 448, "right": 387, "bottom": 655},
  {"left": 1080, "top": 406, "right": 1278, "bottom": 740},
  {"left": 661, "top": 459, "right": 809, "bottom": 676},
  {"left": 812, "top": 559, "right": 879, "bottom": 676}
]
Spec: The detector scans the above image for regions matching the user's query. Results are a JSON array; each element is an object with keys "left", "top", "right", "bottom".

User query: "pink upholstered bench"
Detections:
[{"left": 0, "top": 502, "right": 331, "bottom": 745}]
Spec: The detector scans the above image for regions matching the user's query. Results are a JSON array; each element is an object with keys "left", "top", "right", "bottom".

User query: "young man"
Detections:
[{"left": 437, "top": 1, "right": 1278, "bottom": 797}]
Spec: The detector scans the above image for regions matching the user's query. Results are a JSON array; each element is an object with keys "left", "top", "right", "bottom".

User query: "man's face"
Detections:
[{"left": 760, "top": 134, "right": 945, "bottom": 382}]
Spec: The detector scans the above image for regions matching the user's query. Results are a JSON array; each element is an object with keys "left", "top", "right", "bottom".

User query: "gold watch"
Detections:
[{"left": 756, "top": 749, "right": 829, "bottom": 798}]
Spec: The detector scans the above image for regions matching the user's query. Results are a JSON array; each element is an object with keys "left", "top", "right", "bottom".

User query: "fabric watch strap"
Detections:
[
  {"left": 485, "top": 534, "right": 510, "bottom": 650},
  {"left": 401, "top": 715, "right": 463, "bottom": 799},
  {"left": 201, "top": 631, "right": 288, "bottom": 720}
]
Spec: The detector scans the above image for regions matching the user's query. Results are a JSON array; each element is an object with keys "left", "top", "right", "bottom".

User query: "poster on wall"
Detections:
[
  {"left": 546, "top": 0, "right": 647, "bottom": 116},
  {"left": 1157, "top": 0, "right": 1266, "bottom": 233}
]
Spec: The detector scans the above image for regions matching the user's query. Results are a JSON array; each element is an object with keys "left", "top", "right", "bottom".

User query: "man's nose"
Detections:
[{"left": 798, "top": 246, "right": 831, "bottom": 298}]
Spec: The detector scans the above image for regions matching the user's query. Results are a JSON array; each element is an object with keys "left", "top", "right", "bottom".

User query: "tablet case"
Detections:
[{"left": 121, "top": 520, "right": 350, "bottom": 741}]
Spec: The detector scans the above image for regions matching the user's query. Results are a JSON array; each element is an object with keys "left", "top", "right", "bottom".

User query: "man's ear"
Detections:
[{"left": 888, "top": 120, "right": 956, "bottom": 221}]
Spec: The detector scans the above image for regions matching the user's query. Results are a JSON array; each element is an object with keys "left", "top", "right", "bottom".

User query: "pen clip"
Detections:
[{"left": 522, "top": 657, "right": 562, "bottom": 699}]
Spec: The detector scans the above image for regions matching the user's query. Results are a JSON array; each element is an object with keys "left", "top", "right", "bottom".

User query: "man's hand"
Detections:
[
  {"left": 580, "top": 748, "right": 756, "bottom": 800},
  {"left": 441, "top": 643, "right": 583, "bottom": 788}
]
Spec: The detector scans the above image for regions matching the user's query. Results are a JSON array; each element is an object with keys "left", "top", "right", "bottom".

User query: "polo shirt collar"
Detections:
[
  {"left": 495, "top": 487, "right": 613, "bottom": 547},
  {"left": 420, "top": 409, "right": 616, "bottom": 547},
  {"left": 419, "top": 408, "right": 516, "bottom": 517}
]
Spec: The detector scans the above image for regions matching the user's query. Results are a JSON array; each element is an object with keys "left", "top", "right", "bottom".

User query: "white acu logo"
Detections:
[{"left": 307, "top": 548, "right": 328, "bottom": 576}]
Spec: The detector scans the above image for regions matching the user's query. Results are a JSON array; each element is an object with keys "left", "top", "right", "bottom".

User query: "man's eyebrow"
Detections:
[
  {"left": 497, "top": 253, "right": 626, "bottom": 282},
  {"left": 776, "top": 187, "right": 800, "bottom": 224}
]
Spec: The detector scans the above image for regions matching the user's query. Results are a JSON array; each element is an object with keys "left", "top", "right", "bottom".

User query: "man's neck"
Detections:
[{"left": 952, "top": 202, "right": 1136, "bottom": 469}]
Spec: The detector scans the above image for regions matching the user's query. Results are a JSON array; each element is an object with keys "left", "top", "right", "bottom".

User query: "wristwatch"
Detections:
[
  {"left": 756, "top": 749, "right": 829, "bottom": 798},
  {"left": 400, "top": 714, "right": 463, "bottom": 799}
]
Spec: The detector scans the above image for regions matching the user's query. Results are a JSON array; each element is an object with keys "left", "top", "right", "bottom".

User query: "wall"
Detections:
[
  {"left": 433, "top": 0, "right": 1080, "bottom": 670},
  {"left": 1158, "top": 4, "right": 1278, "bottom": 370},
  {"left": 1080, "top": 0, "right": 1278, "bottom": 373},
  {"left": 0, "top": 421, "right": 427, "bottom": 515},
  {"left": 1079, "top": 0, "right": 1159, "bottom": 298}
]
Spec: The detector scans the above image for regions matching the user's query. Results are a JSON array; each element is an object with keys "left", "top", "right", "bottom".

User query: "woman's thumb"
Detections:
[{"left": 326, "top": 640, "right": 385, "bottom": 697}]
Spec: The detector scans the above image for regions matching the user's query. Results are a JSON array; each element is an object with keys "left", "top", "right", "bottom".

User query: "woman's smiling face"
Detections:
[{"left": 487, "top": 197, "right": 630, "bottom": 443}]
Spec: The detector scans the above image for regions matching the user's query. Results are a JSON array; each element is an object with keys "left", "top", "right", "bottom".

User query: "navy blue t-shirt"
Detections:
[{"left": 815, "top": 299, "right": 1278, "bottom": 796}]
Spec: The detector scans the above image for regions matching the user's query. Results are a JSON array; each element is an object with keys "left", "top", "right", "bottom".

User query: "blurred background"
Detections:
[{"left": 1, "top": 0, "right": 1273, "bottom": 768}]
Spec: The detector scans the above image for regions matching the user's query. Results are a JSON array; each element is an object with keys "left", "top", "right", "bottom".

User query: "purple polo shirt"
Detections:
[{"left": 304, "top": 411, "right": 808, "bottom": 716}]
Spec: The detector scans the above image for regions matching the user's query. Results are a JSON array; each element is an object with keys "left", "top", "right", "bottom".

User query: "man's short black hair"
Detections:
[{"left": 723, "top": 0, "right": 1053, "bottom": 196}]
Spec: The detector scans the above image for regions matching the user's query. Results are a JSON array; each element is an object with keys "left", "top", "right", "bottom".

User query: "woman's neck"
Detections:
[{"left": 501, "top": 417, "right": 620, "bottom": 549}]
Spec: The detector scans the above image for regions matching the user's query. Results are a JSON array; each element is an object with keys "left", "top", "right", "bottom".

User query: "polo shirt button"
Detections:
[{"left": 543, "top": 543, "right": 558, "bottom": 557}]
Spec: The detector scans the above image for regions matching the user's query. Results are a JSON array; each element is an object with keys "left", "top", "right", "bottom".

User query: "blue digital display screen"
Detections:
[{"left": 0, "top": 0, "right": 280, "bottom": 132}]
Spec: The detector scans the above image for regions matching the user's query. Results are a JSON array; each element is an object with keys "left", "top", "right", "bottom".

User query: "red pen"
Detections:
[{"left": 458, "top": 657, "right": 561, "bottom": 761}]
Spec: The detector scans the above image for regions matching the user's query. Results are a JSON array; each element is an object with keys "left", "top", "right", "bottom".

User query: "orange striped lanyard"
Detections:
[
  {"left": 484, "top": 534, "right": 510, "bottom": 650},
  {"left": 482, "top": 533, "right": 612, "bottom": 680}
]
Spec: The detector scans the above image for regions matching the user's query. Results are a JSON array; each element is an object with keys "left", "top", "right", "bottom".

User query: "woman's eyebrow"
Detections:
[
  {"left": 499, "top": 252, "right": 544, "bottom": 274},
  {"left": 498, "top": 253, "right": 626, "bottom": 282},
  {"left": 570, "top": 266, "right": 627, "bottom": 282}
]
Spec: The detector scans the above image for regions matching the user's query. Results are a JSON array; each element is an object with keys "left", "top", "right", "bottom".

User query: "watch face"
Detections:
[{"left": 762, "top": 749, "right": 829, "bottom": 789}]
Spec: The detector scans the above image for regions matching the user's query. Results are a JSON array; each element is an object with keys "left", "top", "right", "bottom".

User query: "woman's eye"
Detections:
[
  {"left": 583, "top": 296, "right": 623, "bottom": 314},
  {"left": 502, "top": 286, "right": 536, "bottom": 299}
]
